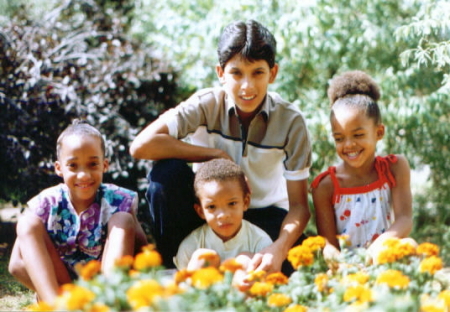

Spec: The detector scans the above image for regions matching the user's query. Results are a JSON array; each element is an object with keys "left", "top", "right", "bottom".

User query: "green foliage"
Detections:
[{"left": 0, "top": 0, "right": 178, "bottom": 207}]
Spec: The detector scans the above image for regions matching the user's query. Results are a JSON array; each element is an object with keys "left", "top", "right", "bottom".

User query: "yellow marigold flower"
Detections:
[
  {"left": 266, "top": 272, "right": 289, "bottom": 285},
  {"left": 287, "top": 245, "right": 314, "bottom": 269},
  {"left": 420, "top": 303, "right": 446, "bottom": 312},
  {"left": 249, "top": 281, "right": 274, "bottom": 297},
  {"left": 191, "top": 266, "right": 223, "bottom": 289},
  {"left": 376, "top": 238, "right": 415, "bottom": 264},
  {"left": 89, "top": 303, "right": 110, "bottom": 312},
  {"left": 219, "top": 258, "right": 244, "bottom": 273},
  {"left": 343, "top": 285, "right": 373, "bottom": 304},
  {"left": 126, "top": 279, "right": 164, "bottom": 310},
  {"left": 283, "top": 304, "right": 308, "bottom": 312},
  {"left": 74, "top": 260, "right": 101, "bottom": 281},
  {"left": 420, "top": 256, "right": 443, "bottom": 275},
  {"left": 246, "top": 270, "right": 267, "bottom": 282},
  {"left": 164, "top": 281, "right": 183, "bottom": 296},
  {"left": 341, "top": 272, "right": 370, "bottom": 286},
  {"left": 267, "top": 293, "right": 292, "bottom": 307},
  {"left": 396, "top": 240, "right": 416, "bottom": 258},
  {"left": 134, "top": 248, "right": 162, "bottom": 270},
  {"left": 174, "top": 268, "right": 192, "bottom": 284},
  {"left": 438, "top": 290, "right": 450, "bottom": 307},
  {"left": 55, "top": 284, "right": 95, "bottom": 311},
  {"left": 302, "top": 236, "right": 326, "bottom": 252},
  {"left": 198, "top": 250, "right": 220, "bottom": 266},
  {"left": 417, "top": 242, "right": 440, "bottom": 257},
  {"left": 115, "top": 255, "right": 134, "bottom": 268},
  {"left": 25, "top": 301, "right": 54, "bottom": 311},
  {"left": 376, "top": 269, "right": 410, "bottom": 289},
  {"left": 314, "top": 273, "right": 329, "bottom": 292}
]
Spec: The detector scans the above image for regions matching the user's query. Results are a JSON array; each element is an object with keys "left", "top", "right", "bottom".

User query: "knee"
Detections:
[
  {"left": 108, "top": 212, "right": 135, "bottom": 235},
  {"left": 15, "top": 215, "right": 44, "bottom": 238}
]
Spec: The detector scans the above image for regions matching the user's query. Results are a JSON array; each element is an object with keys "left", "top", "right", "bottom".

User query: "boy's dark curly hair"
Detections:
[
  {"left": 194, "top": 158, "right": 250, "bottom": 199},
  {"left": 328, "top": 70, "right": 382, "bottom": 124}
]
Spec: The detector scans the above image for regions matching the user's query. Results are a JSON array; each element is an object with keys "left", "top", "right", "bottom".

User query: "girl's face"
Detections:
[
  {"left": 195, "top": 179, "right": 250, "bottom": 242},
  {"left": 55, "top": 134, "right": 108, "bottom": 213},
  {"left": 331, "top": 105, "right": 385, "bottom": 169},
  {"left": 216, "top": 54, "right": 278, "bottom": 117}
]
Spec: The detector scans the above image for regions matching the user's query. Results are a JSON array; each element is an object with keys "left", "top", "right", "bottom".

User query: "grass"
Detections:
[{"left": 0, "top": 253, "right": 34, "bottom": 311}]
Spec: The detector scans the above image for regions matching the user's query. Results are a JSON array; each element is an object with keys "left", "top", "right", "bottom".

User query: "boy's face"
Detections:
[
  {"left": 216, "top": 55, "right": 278, "bottom": 116},
  {"left": 195, "top": 179, "right": 250, "bottom": 242},
  {"left": 55, "top": 134, "right": 108, "bottom": 212}
]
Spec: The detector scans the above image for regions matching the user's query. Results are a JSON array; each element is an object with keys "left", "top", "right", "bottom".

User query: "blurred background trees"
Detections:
[{"left": 1, "top": 0, "right": 449, "bottom": 261}]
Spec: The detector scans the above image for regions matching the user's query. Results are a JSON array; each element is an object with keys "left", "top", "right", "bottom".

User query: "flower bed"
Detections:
[{"left": 28, "top": 237, "right": 450, "bottom": 311}]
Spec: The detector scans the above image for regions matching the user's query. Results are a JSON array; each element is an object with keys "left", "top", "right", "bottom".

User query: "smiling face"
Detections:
[
  {"left": 331, "top": 105, "right": 385, "bottom": 170},
  {"left": 216, "top": 55, "right": 278, "bottom": 117},
  {"left": 194, "top": 179, "right": 250, "bottom": 242},
  {"left": 55, "top": 134, "right": 108, "bottom": 213}
]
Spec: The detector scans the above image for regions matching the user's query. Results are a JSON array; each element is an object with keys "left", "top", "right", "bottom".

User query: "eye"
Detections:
[
  {"left": 206, "top": 204, "right": 216, "bottom": 210},
  {"left": 90, "top": 162, "right": 100, "bottom": 167},
  {"left": 229, "top": 201, "right": 238, "bottom": 206},
  {"left": 68, "top": 163, "right": 77, "bottom": 169},
  {"left": 333, "top": 136, "right": 343, "bottom": 143},
  {"left": 354, "top": 133, "right": 365, "bottom": 138}
]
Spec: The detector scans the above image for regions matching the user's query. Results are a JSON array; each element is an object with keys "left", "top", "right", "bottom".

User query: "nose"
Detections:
[
  {"left": 216, "top": 208, "right": 229, "bottom": 220},
  {"left": 240, "top": 75, "right": 253, "bottom": 90},
  {"left": 77, "top": 169, "right": 91, "bottom": 180},
  {"left": 344, "top": 138, "right": 355, "bottom": 148}
]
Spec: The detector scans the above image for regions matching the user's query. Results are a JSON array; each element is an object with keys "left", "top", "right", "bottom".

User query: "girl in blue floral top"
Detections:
[{"left": 9, "top": 120, "right": 147, "bottom": 303}]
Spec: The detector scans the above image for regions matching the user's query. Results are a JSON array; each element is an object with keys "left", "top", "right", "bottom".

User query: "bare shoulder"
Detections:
[
  {"left": 390, "top": 154, "right": 411, "bottom": 175},
  {"left": 312, "top": 173, "right": 334, "bottom": 202}
]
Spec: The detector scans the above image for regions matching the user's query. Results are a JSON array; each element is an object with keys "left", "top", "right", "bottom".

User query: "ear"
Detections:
[
  {"left": 215, "top": 64, "right": 226, "bottom": 84},
  {"left": 54, "top": 161, "right": 63, "bottom": 177},
  {"left": 269, "top": 63, "right": 279, "bottom": 84},
  {"left": 376, "top": 124, "right": 385, "bottom": 140},
  {"left": 103, "top": 159, "right": 109, "bottom": 172},
  {"left": 194, "top": 203, "right": 206, "bottom": 220},
  {"left": 243, "top": 193, "right": 251, "bottom": 212}
]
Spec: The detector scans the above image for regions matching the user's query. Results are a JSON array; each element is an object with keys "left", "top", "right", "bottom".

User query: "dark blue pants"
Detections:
[{"left": 146, "top": 159, "right": 305, "bottom": 273}]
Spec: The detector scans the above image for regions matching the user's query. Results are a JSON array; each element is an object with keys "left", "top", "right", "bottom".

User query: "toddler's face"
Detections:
[
  {"left": 55, "top": 134, "right": 108, "bottom": 212},
  {"left": 195, "top": 179, "right": 250, "bottom": 242},
  {"left": 216, "top": 54, "right": 278, "bottom": 117}
]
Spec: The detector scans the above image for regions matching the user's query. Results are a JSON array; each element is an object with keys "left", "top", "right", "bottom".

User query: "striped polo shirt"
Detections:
[{"left": 161, "top": 87, "right": 312, "bottom": 210}]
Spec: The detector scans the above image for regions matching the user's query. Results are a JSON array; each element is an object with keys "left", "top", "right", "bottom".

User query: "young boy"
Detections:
[
  {"left": 9, "top": 119, "right": 147, "bottom": 303},
  {"left": 174, "top": 158, "right": 272, "bottom": 271},
  {"left": 130, "top": 20, "right": 312, "bottom": 273}
]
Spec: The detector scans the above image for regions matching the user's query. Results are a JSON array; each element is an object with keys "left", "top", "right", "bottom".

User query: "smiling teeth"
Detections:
[
  {"left": 242, "top": 95, "right": 256, "bottom": 100},
  {"left": 347, "top": 151, "right": 360, "bottom": 157}
]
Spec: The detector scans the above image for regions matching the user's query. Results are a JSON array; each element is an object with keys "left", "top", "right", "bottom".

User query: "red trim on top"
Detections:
[{"left": 310, "top": 155, "right": 398, "bottom": 204}]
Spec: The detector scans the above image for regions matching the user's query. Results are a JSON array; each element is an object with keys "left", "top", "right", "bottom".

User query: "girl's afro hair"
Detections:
[{"left": 327, "top": 70, "right": 380, "bottom": 105}]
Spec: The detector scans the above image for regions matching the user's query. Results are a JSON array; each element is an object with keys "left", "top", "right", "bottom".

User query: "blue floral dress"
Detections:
[{"left": 27, "top": 183, "right": 138, "bottom": 277}]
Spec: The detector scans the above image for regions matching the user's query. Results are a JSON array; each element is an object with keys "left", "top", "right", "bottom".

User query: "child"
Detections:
[
  {"left": 9, "top": 119, "right": 147, "bottom": 303},
  {"left": 311, "top": 70, "right": 414, "bottom": 261},
  {"left": 130, "top": 20, "right": 312, "bottom": 273},
  {"left": 174, "top": 158, "right": 272, "bottom": 272}
]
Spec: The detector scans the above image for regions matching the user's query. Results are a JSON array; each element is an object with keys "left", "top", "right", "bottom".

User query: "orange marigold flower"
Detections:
[
  {"left": 249, "top": 281, "right": 273, "bottom": 297},
  {"left": 55, "top": 284, "right": 95, "bottom": 311},
  {"left": 126, "top": 279, "right": 164, "bottom": 310},
  {"left": 174, "top": 269, "right": 192, "bottom": 284},
  {"left": 438, "top": 290, "right": 450, "bottom": 307},
  {"left": 417, "top": 242, "right": 440, "bottom": 257},
  {"left": 420, "top": 256, "right": 443, "bottom": 275},
  {"left": 115, "top": 255, "right": 134, "bottom": 268},
  {"left": 198, "top": 250, "right": 220, "bottom": 265},
  {"left": 134, "top": 248, "right": 162, "bottom": 270},
  {"left": 375, "top": 269, "right": 410, "bottom": 289},
  {"left": 314, "top": 273, "right": 329, "bottom": 292},
  {"left": 219, "top": 258, "right": 244, "bottom": 273},
  {"left": 191, "top": 267, "right": 223, "bottom": 289},
  {"left": 266, "top": 272, "right": 289, "bottom": 285},
  {"left": 302, "top": 236, "right": 326, "bottom": 252},
  {"left": 267, "top": 293, "right": 292, "bottom": 307},
  {"left": 343, "top": 285, "right": 373, "bottom": 304},
  {"left": 287, "top": 245, "right": 314, "bottom": 269},
  {"left": 75, "top": 260, "right": 101, "bottom": 281},
  {"left": 283, "top": 304, "right": 309, "bottom": 312},
  {"left": 25, "top": 301, "right": 54, "bottom": 311}
]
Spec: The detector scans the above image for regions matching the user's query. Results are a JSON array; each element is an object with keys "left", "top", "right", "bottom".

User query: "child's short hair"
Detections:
[
  {"left": 56, "top": 119, "right": 106, "bottom": 159},
  {"left": 217, "top": 20, "right": 276, "bottom": 69},
  {"left": 194, "top": 159, "right": 250, "bottom": 198},
  {"left": 328, "top": 70, "right": 382, "bottom": 124}
]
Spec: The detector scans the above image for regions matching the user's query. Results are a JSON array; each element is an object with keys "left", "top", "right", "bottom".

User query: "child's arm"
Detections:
[
  {"left": 130, "top": 118, "right": 231, "bottom": 162},
  {"left": 249, "top": 179, "right": 311, "bottom": 273},
  {"left": 372, "top": 155, "right": 413, "bottom": 244},
  {"left": 312, "top": 176, "right": 339, "bottom": 249}
]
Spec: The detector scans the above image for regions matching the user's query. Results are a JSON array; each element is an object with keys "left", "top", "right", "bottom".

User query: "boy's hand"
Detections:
[{"left": 248, "top": 245, "right": 283, "bottom": 273}]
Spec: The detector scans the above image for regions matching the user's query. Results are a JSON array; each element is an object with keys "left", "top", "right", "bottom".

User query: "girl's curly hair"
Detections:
[{"left": 328, "top": 70, "right": 382, "bottom": 124}]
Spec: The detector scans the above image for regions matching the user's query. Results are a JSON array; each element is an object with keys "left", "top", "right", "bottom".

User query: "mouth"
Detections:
[
  {"left": 76, "top": 182, "right": 94, "bottom": 189},
  {"left": 345, "top": 151, "right": 361, "bottom": 159},
  {"left": 240, "top": 94, "right": 257, "bottom": 101}
]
